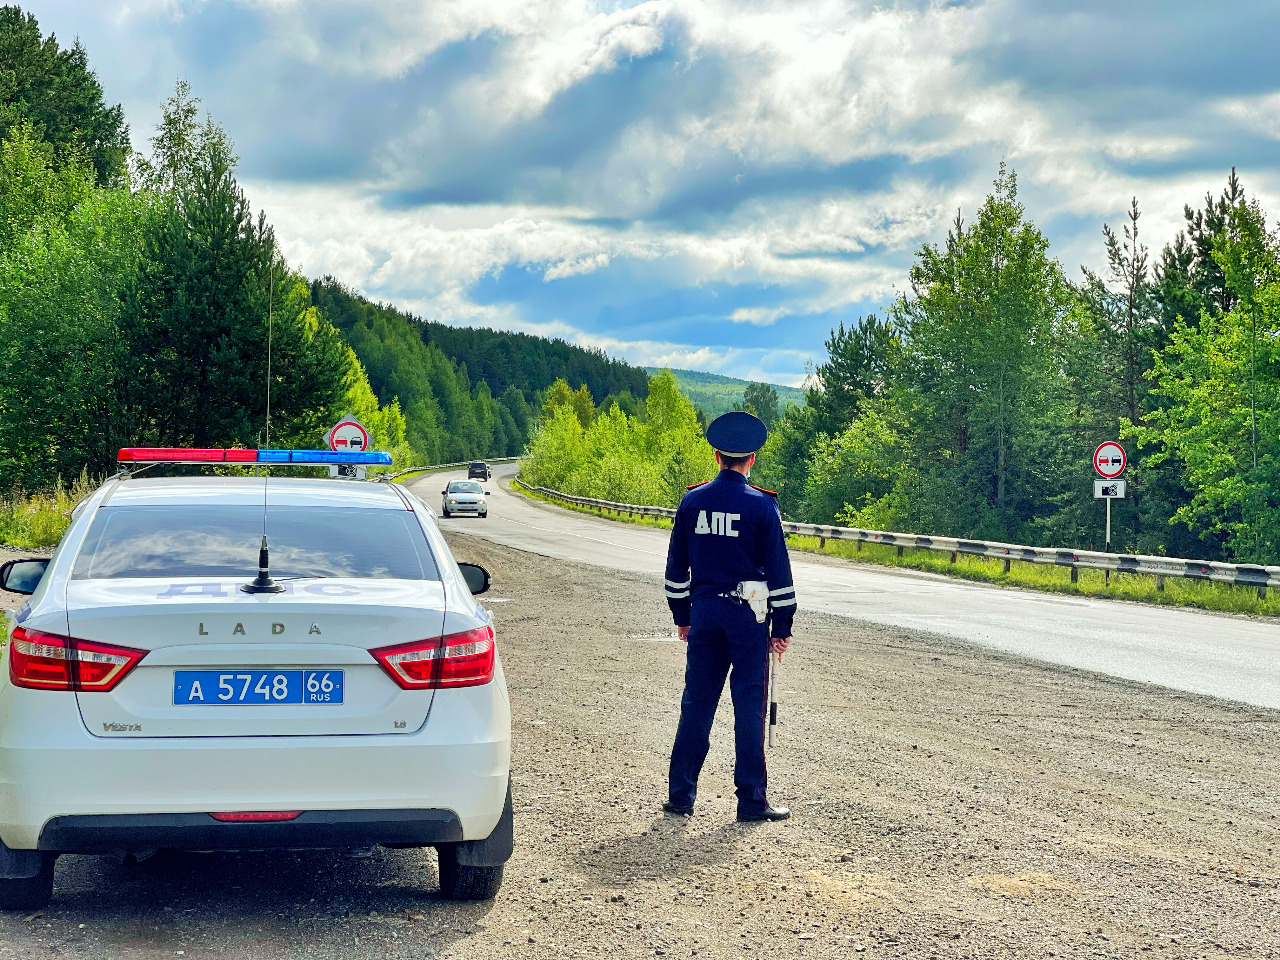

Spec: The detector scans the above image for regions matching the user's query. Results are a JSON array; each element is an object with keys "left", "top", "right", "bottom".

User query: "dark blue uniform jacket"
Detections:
[{"left": 664, "top": 470, "right": 796, "bottom": 637}]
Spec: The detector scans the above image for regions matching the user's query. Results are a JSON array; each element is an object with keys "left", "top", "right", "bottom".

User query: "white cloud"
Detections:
[
  {"left": 1219, "top": 92, "right": 1280, "bottom": 141},
  {"left": 77, "top": 0, "right": 1280, "bottom": 383}
]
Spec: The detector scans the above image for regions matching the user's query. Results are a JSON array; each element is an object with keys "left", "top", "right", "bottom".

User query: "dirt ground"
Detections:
[{"left": 0, "top": 533, "right": 1278, "bottom": 958}]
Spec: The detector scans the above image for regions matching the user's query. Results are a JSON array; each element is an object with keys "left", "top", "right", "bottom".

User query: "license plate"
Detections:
[{"left": 173, "top": 670, "right": 344, "bottom": 706}]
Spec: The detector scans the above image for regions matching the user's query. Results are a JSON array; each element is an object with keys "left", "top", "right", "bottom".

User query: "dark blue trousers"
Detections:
[{"left": 668, "top": 597, "right": 770, "bottom": 816}]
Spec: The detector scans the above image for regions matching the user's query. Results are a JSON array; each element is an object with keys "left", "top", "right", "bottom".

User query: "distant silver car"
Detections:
[{"left": 442, "top": 480, "right": 489, "bottom": 518}]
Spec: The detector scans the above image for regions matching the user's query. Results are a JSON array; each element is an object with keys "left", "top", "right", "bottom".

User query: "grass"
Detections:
[
  {"left": 511, "top": 479, "right": 1280, "bottom": 619},
  {"left": 0, "top": 472, "right": 96, "bottom": 551}
]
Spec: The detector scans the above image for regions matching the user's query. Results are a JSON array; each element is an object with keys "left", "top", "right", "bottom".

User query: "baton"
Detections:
[{"left": 767, "top": 648, "right": 780, "bottom": 748}]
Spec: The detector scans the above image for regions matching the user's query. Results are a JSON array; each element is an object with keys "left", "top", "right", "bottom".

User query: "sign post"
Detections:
[{"left": 1093, "top": 442, "right": 1127, "bottom": 583}]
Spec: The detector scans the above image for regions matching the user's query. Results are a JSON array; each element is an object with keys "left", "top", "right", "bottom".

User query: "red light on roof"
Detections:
[{"left": 209, "top": 811, "right": 302, "bottom": 823}]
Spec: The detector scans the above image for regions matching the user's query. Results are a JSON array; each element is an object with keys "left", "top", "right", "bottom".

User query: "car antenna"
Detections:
[{"left": 243, "top": 262, "right": 284, "bottom": 595}]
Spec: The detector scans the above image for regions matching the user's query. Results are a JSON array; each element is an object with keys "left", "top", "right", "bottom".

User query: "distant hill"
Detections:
[{"left": 647, "top": 367, "right": 807, "bottom": 418}]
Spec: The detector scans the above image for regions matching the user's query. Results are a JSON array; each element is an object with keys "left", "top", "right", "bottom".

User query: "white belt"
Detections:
[{"left": 717, "top": 580, "right": 769, "bottom": 624}]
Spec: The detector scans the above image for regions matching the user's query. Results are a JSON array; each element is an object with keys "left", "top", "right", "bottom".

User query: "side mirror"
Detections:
[
  {"left": 457, "top": 562, "right": 491, "bottom": 596},
  {"left": 0, "top": 558, "right": 50, "bottom": 595},
  {"left": 485, "top": 490, "right": 492, "bottom": 496},
  {"left": 440, "top": 489, "right": 448, "bottom": 495}
]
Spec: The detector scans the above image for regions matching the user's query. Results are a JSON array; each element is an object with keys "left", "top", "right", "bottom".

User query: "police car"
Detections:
[{"left": 0, "top": 448, "right": 512, "bottom": 909}]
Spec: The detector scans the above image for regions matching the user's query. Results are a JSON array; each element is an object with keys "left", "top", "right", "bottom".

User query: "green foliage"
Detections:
[
  {"left": 0, "top": 123, "right": 156, "bottom": 487},
  {"left": 522, "top": 370, "right": 714, "bottom": 508},
  {"left": 0, "top": 6, "right": 129, "bottom": 185},
  {"left": 542, "top": 377, "right": 596, "bottom": 428},
  {"left": 1130, "top": 197, "right": 1280, "bottom": 562},
  {"left": 886, "top": 165, "right": 1077, "bottom": 541},
  {"left": 738, "top": 381, "right": 780, "bottom": 427},
  {"left": 0, "top": 470, "right": 94, "bottom": 548},
  {"left": 805, "top": 315, "right": 894, "bottom": 435},
  {"left": 807, "top": 409, "right": 910, "bottom": 530},
  {"left": 0, "top": 79, "right": 404, "bottom": 492},
  {"left": 779, "top": 166, "right": 1280, "bottom": 565},
  {"left": 423, "top": 320, "right": 647, "bottom": 403},
  {"left": 117, "top": 91, "right": 347, "bottom": 452},
  {"left": 646, "top": 367, "right": 805, "bottom": 420},
  {"left": 310, "top": 277, "right": 532, "bottom": 463}
]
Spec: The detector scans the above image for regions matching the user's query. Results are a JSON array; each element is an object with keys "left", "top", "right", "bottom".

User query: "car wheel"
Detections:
[
  {"left": 437, "top": 848, "right": 503, "bottom": 901},
  {"left": 442, "top": 508, "right": 451, "bottom": 518},
  {"left": 0, "top": 855, "right": 54, "bottom": 910},
  {"left": 480, "top": 511, "right": 488, "bottom": 518}
]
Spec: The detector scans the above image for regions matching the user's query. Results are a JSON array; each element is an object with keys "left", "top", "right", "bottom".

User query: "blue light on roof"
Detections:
[{"left": 256, "top": 449, "right": 393, "bottom": 465}]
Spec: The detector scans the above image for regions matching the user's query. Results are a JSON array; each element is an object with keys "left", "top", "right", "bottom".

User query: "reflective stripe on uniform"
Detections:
[{"left": 665, "top": 578, "right": 692, "bottom": 589}]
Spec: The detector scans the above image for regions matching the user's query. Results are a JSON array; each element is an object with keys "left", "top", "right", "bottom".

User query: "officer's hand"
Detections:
[
  {"left": 678, "top": 625, "right": 691, "bottom": 642},
  {"left": 770, "top": 636, "right": 791, "bottom": 656}
]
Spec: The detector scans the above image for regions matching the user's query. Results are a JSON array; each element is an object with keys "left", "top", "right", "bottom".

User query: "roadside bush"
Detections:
[{"left": 0, "top": 471, "right": 95, "bottom": 549}]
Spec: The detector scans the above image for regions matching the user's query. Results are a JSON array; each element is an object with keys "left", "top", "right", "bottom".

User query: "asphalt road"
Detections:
[{"left": 419, "top": 465, "right": 1280, "bottom": 709}]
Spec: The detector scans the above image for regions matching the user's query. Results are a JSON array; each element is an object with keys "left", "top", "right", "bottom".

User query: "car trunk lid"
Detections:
[{"left": 69, "top": 578, "right": 446, "bottom": 738}]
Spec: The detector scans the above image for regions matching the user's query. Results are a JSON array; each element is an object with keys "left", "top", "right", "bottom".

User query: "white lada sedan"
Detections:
[{"left": 0, "top": 466, "right": 511, "bottom": 909}]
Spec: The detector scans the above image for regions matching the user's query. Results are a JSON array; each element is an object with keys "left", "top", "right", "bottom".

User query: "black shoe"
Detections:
[
  {"left": 737, "top": 804, "right": 790, "bottom": 822},
  {"left": 662, "top": 801, "right": 694, "bottom": 816}
]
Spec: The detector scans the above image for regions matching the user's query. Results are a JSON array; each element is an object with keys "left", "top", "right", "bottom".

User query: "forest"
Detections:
[
  {"left": 525, "top": 165, "right": 1280, "bottom": 566},
  {"left": 0, "top": 7, "right": 649, "bottom": 488}
]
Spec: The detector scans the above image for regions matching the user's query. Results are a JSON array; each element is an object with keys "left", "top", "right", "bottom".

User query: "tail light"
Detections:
[
  {"left": 371, "top": 626, "right": 495, "bottom": 690},
  {"left": 210, "top": 811, "right": 302, "bottom": 823},
  {"left": 8, "top": 626, "right": 147, "bottom": 692}
]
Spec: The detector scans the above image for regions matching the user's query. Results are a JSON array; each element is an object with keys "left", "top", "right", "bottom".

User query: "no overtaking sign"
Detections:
[
  {"left": 1094, "top": 441, "right": 1126, "bottom": 479},
  {"left": 325, "top": 418, "right": 369, "bottom": 452}
]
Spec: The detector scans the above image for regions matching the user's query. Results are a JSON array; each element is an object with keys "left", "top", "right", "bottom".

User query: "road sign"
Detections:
[
  {"left": 325, "top": 417, "right": 369, "bottom": 453},
  {"left": 1094, "top": 480, "right": 1126, "bottom": 499},
  {"left": 1093, "top": 441, "right": 1126, "bottom": 478}
]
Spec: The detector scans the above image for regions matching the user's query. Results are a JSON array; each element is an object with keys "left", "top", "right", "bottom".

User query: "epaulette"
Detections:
[
  {"left": 749, "top": 484, "right": 778, "bottom": 497},
  {"left": 686, "top": 480, "right": 711, "bottom": 491}
]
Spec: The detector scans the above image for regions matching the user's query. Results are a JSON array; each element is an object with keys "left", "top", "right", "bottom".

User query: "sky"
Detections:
[{"left": 29, "top": 0, "right": 1280, "bottom": 387}]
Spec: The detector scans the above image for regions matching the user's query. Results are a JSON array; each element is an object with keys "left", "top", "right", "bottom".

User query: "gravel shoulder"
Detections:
[{"left": 0, "top": 533, "right": 1277, "bottom": 959}]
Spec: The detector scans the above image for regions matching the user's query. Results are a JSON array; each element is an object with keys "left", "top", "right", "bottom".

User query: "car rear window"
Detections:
[{"left": 71, "top": 506, "right": 439, "bottom": 580}]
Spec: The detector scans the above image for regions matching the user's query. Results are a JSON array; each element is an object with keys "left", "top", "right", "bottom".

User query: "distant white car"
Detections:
[
  {"left": 441, "top": 479, "right": 489, "bottom": 518},
  {"left": 0, "top": 463, "right": 511, "bottom": 909}
]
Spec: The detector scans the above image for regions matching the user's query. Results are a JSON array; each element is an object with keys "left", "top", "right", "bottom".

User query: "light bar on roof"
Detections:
[{"left": 117, "top": 448, "right": 393, "bottom": 466}]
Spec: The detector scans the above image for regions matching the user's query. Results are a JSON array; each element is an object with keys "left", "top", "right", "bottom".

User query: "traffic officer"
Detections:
[{"left": 662, "top": 411, "right": 795, "bottom": 822}]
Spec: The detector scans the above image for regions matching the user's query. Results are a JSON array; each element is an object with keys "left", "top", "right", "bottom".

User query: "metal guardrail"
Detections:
[
  {"left": 514, "top": 479, "right": 1280, "bottom": 595},
  {"left": 384, "top": 457, "right": 522, "bottom": 482}
]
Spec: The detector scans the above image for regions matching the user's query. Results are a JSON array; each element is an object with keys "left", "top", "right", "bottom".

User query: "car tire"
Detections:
[
  {"left": 437, "top": 849, "right": 503, "bottom": 901},
  {"left": 442, "top": 508, "right": 451, "bottom": 518},
  {"left": 0, "top": 855, "right": 54, "bottom": 910}
]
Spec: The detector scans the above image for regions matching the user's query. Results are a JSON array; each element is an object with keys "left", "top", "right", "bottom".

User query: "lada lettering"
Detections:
[
  {"left": 102, "top": 722, "right": 142, "bottom": 733},
  {"left": 196, "top": 622, "right": 323, "bottom": 635}
]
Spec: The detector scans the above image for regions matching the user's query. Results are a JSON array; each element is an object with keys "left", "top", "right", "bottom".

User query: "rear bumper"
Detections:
[
  {"left": 0, "top": 679, "right": 510, "bottom": 851},
  {"left": 38, "top": 809, "right": 462, "bottom": 854}
]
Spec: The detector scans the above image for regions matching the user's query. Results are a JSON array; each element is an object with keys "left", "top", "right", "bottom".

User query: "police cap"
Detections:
[{"left": 706, "top": 410, "right": 767, "bottom": 457}]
